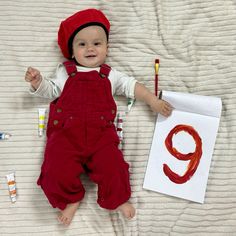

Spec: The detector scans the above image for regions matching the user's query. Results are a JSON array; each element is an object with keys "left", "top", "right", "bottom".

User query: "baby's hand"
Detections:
[
  {"left": 150, "top": 99, "right": 173, "bottom": 117},
  {"left": 25, "top": 67, "right": 42, "bottom": 90}
]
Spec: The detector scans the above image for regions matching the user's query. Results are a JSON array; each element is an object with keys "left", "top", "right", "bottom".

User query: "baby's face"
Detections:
[{"left": 72, "top": 25, "right": 108, "bottom": 68}]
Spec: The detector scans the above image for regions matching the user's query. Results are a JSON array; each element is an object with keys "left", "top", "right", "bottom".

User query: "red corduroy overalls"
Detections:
[{"left": 37, "top": 61, "right": 131, "bottom": 210}]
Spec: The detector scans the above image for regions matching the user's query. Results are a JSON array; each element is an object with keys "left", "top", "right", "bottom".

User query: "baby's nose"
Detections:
[{"left": 87, "top": 45, "right": 94, "bottom": 51}]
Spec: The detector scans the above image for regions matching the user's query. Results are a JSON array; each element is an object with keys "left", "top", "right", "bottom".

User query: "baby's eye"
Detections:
[
  {"left": 78, "top": 42, "right": 85, "bottom": 47},
  {"left": 94, "top": 42, "right": 101, "bottom": 46}
]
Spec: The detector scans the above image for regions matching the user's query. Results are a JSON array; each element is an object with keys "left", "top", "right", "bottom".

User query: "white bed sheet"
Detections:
[{"left": 0, "top": 1, "right": 236, "bottom": 235}]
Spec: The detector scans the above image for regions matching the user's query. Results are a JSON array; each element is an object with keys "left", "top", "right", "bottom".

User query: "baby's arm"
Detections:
[
  {"left": 134, "top": 82, "right": 172, "bottom": 117},
  {"left": 24, "top": 66, "right": 62, "bottom": 99},
  {"left": 25, "top": 67, "right": 42, "bottom": 90}
]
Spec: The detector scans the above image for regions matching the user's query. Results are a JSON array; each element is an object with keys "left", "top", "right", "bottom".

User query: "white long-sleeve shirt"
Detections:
[{"left": 30, "top": 63, "right": 137, "bottom": 99}]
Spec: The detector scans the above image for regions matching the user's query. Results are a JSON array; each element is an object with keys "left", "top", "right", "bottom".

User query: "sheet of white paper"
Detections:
[
  {"left": 160, "top": 90, "right": 222, "bottom": 118},
  {"left": 143, "top": 91, "right": 222, "bottom": 203}
]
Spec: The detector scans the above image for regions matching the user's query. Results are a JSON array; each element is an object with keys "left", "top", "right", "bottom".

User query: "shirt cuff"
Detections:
[
  {"left": 128, "top": 80, "right": 138, "bottom": 99},
  {"left": 29, "top": 77, "right": 48, "bottom": 97}
]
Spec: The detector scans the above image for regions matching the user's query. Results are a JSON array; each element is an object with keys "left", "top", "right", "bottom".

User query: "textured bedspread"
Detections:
[{"left": 0, "top": 1, "right": 236, "bottom": 235}]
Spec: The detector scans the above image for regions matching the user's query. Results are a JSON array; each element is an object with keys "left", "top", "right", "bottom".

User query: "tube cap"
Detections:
[{"left": 11, "top": 196, "right": 16, "bottom": 203}]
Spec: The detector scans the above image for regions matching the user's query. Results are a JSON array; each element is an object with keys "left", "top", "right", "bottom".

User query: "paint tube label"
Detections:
[
  {"left": 127, "top": 98, "right": 135, "bottom": 113},
  {"left": 38, "top": 110, "right": 46, "bottom": 137},
  {"left": 6, "top": 173, "right": 17, "bottom": 203},
  {"left": 39, "top": 115, "right": 45, "bottom": 135}
]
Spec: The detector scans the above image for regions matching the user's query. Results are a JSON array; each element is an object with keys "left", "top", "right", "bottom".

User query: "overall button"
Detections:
[
  {"left": 111, "top": 109, "right": 115, "bottom": 114},
  {"left": 100, "top": 116, "right": 104, "bottom": 120},
  {"left": 56, "top": 108, "right": 62, "bottom": 113},
  {"left": 100, "top": 73, "right": 106, "bottom": 78},
  {"left": 53, "top": 120, "right": 59, "bottom": 125}
]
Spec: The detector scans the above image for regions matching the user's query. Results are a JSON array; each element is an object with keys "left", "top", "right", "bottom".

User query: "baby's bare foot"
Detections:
[
  {"left": 57, "top": 202, "right": 80, "bottom": 226},
  {"left": 117, "top": 202, "right": 136, "bottom": 219}
]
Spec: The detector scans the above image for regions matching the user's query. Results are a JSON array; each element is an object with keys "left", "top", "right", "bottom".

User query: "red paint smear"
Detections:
[{"left": 163, "top": 124, "right": 202, "bottom": 184}]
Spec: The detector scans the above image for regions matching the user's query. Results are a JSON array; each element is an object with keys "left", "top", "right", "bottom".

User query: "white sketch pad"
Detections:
[{"left": 143, "top": 90, "right": 222, "bottom": 203}]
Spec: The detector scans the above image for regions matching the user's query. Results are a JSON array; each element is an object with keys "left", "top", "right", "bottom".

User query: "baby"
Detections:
[{"left": 25, "top": 9, "right": 172, "bottom": 226}]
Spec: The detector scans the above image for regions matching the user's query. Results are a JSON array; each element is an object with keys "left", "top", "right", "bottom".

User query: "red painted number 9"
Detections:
[{"left": 163, "top": 124, "right": 203, "bottom": 184}]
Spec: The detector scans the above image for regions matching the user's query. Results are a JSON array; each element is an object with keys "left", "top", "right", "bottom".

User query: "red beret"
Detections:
[{"left": 58, "top": 9, "right": 110, "bottom": 59}]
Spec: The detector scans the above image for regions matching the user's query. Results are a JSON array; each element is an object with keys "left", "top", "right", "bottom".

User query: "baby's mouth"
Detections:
[{"left": 86, "top": 55, "right": 96, "bottom": 58}]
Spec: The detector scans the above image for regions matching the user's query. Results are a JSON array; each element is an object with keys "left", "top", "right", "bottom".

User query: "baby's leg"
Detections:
[
  {"left": 57, "top": 201, "right": 80, "bottom": 226},
  {"left": 39, "top": 131, "right": 86, "bottom": 225},
  {"left": 87, "top": 143, "right": 135, "bottom": 218}
]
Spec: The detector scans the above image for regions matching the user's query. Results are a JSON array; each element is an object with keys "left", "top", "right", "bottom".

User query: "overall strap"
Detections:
[
  {"left": 63, "top": 60, "right": 77, "bottom": 77},
  {"left": 99, "top": 64, "right": 111, "bottom": 78}
]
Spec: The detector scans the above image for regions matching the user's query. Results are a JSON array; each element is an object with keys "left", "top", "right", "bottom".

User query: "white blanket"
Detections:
[{"left": 1, "top": 1, "right": 236, "bottom": 235}]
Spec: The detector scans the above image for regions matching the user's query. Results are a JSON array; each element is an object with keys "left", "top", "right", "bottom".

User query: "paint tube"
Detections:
[
  {"left": 38, "top": 108, "right": 46, "bottom": 136},
  {"left": 127, "top": 98, "right": 135, "bottom": 113},
  {"left": 6, "top": 172, "right": 17, "bottom": 203},
  {"left": 116, "top": 112, "right": 124, "bottom": 150},
  {"left": 0, "top": 132, "right": 11, "bottom": 140}
]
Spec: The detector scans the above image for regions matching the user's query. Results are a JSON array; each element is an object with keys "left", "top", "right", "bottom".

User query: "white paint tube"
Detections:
[
  {"left": 127, "top": 98, "right": 135, "bottom": 113},
  {"left": 0, "top": 132, "right": 11, "bottom": 140},
  {"left": 6, "top": 172, "right": 17, "bottom": 203},
  {"left": 116, "top": 112, "right": 124, "bottom": 150},
  {"left": 38, "top": 108, "right": 46, "bottom": 137}
]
